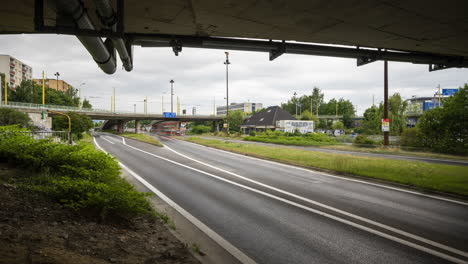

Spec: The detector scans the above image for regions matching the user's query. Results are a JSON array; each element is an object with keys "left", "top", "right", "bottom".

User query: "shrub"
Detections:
[
  {"left": 0, "top": 108, "right": 32, "bottom": 128},
  {"left": 400, "top": 128, "right": 424, "bottom": 148},
  {"left": 189, "top": 125, "right": 211, "bottom": 134},
  {"left": 0, "top": 128, "right": 153, "bottom": 219},
  {"left": 249, "top": 131, "right": 256, "bottom": 136},
  {"left": 353, "top": 135, "right": 376, "bottom": 145}
]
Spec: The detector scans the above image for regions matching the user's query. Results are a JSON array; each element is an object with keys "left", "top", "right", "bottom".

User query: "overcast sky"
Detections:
[{"left": 1, "top": 34, "right": 467, "bottom": 115}]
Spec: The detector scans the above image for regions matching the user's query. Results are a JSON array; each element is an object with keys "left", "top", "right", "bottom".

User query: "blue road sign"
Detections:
[
  {"left": 163, "top": 112, "right": 177, "bottom": 118},
  {"left": 442, "top": 89, "right": 458, "bottom": 96}
]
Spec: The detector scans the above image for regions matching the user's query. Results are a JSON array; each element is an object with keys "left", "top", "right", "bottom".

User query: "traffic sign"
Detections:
[
  {"left": 163, "top": 112, "right": 176, "bottom": 118},
  {"left": 442, "top": 89, "right": 458, "bottom": 96},
  {"left": 382, "top": 119, "right": 390, "bottom": 132}
]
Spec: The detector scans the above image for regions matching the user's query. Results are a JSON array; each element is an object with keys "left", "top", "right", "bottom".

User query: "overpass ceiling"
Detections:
[{"left": 1, "top": 0, "right": 468, "bottom": 57}]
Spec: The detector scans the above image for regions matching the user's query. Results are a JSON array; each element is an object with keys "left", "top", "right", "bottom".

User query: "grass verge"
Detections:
[
  {"left": 182, "top": 137, "right": 468, "bottom": 197},
  {"left": 319, "top": 144, "right": 468, "bottom": 161},
  {"left": 118, "top": 132, "right": 163, "bottom": 147}
]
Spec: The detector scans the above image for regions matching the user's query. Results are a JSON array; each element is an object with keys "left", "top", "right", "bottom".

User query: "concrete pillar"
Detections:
[
  {"left": 117, "top": 120, "right": 124, "bottom": 133},
  {"left": 135, "top": 120, "right": 140, "bottom": 133}
]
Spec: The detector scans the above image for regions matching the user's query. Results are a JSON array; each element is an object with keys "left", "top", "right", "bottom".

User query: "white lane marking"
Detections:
[
  {"left": 170, "top": 137, "right": 468, "bottom": 206},
  {"left": 93, "top": 136, "right": 257, "bottom": 264},
  {"left": 104, "top": 135, "right": 123, "bottom": 144},
  {"left": 99, "top": 136, "right": 468, "bottom": 264},
  {"left": 162, "top": 143, "right": 468, "bottom": 259},
  {"left": 100, "top": 136, "right": 115, "bottom": 144}
]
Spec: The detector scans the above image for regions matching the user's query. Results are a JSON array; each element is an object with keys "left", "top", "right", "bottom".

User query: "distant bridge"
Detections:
[{"left": 0, "top": 101, "right": 223, "bottom": 122}]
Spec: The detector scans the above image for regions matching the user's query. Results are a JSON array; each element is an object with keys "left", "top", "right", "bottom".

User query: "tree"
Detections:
[
  {"left": 8, "top": 80, "right": 86, "bottom": 108},
  {"left": 417, "top": 84, "right": 468, "bottom": 154},
  {"left": 332, "top": 121, "right": 345, "bottom": 130},
  {"left": 0, "top": 108, "right": 32, "bottom": 128},
  {"left": 300, "top": 110, "right": 318, "bottom": 123},
  {"left": 82, "top": 99, "right": 92, "bottom": 109},
  {"left": 362, "top": 105, "right": 382, "bottom": 134},
  {"left": 225, "top": 110, "right": 244, "bottom": 132},
  {"left": 388, "top": 93, "right": 408, "bottom": 136},
  {"left": 52, "top": 112, "right": 93, "bottom": 139}
]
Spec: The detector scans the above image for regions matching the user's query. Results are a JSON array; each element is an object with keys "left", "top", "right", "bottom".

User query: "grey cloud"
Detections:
[{"left": 1, "top": 34, "right": 467, "bottom": 115}]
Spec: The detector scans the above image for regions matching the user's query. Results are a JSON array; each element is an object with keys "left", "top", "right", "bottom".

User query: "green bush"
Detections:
[
  {"left": 400, "top": 128, "right": 424, "bottom": 148},
  {"left": 189, "top": 125, "right": 211, "bottom": 134},
  {"left": 244, "top": 132, "right": 336, "bottom": 146},
  {"left": 0, "top": 127, "right": 153, "bottom": 219},
  {"left": 249, "top": 131, "right": 256, "bottom": 136},
  {"left": 353, "top": 135, "right": 376, "bottom": 146}
]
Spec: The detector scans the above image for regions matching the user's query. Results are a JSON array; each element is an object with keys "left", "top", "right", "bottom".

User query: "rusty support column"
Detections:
[{"left": 383, "top": 60, "right": 389, "bottom": 146}]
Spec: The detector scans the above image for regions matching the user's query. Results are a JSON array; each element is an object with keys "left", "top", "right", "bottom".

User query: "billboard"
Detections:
[{"left": 442, "top": 89, "right": 458, "bottom": 96}]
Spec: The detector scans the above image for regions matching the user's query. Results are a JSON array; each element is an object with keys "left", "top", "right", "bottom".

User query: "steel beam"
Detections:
[{"left": 17, "top": 19, "right": 468, "bottom": 69}]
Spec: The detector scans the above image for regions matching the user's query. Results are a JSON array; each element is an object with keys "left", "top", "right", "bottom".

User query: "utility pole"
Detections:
[
  {"left": 134, "top": 104, "right": 136, "bottom": 113},
  {"left": 438, "top": 84, "right": 441, "bottom": 108},
  {"left": 113, "top": 87, "right": 116, "bottom": 112},
  {"left": 213, "top": 96, "right": 216, "bottom": 116},
  {"left": 372, "top": 94, "right": 375, "bottom": 106},
  {"left": 145, "top": 96, "right": 148, "bottom": 114},
  {"left": 224, "top": 52, "right": 230, "bottom": 134},
  {"left": 293, "top": 92, "right": 297, "bottom": 118},
  {"left": 383, "top": 60, "right": 389, "bottom": 146},
  {"left": 110, "top": 96, "right": 113, "bottom": 112},
  {"left": 42, "top": 71, "right": 45, "bottom": 105},
  {"left": 310, "top": 91, "right": 313, "bottom": 114},
  {"left": 170, "top": 79, "right": 174, "bottom": 113},
  {"left": 177, "top": 96, "right": 180, "bottom": 115},
  {"left": 335, "top": 101, "right": 338, "bottom": 117},
  {"left": 161, "top": 95, "right": 164, "bottom": 113},
  {"left": 54, "top": 72, "right": 60, "bottom": 91}
]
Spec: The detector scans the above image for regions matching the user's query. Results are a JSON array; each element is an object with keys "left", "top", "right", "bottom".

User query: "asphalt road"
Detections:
[
  {"left": 94, "top": 133, "right": 468, "bottom": 264},
  {"left": 198, "top": 136, "right": 468, "bottom": 166}
]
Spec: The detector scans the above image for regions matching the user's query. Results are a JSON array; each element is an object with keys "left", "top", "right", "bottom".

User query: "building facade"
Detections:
[
  {"left": 33, "top": 79, "right": 74, "bottom": 92},
  {"left": 0, "top": 55, "right": 33, "bottom": 89},
  {"left": 216, "top": 102, "right": 263, "bottom": 115}
]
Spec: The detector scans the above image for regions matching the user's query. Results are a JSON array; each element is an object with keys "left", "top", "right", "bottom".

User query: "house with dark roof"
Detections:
[{"left": 240, "top": 106, "right": 296, "bottom": 134}]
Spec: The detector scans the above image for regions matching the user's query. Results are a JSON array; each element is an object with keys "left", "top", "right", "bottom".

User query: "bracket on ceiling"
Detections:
[
  {"left": 269, "top": 40, "right": 286, "bottom": 61},
  {"left": 429, "top": 64, "right": 452, "bottom": 72},
  {"left": 170, "top": 39, "right": 182, "bottom": 56},
  {"left": 356, "top": 47, "right": 378, "bottom": 66}
]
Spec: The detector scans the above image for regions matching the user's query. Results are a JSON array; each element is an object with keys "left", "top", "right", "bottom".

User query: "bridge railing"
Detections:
[{"left": 0, "top": 101, "right": 220, "bottom": 118}]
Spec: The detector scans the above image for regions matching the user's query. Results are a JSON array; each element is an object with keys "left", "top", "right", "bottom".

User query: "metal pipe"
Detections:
[
  {"left": 93, "top": 0, "right": 133, "bottom": 71},
  {"left": 54, "top": 0, "right": 116, "bottom": 74}
]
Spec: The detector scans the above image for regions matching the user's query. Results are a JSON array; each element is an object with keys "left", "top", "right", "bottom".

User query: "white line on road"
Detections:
[
  {"left": 93, "top": 136, "right": 257, "bottom": 264},
  {"left": 162, "top": 143, "right": 468, "bottom": 260},
  {"left": 170, "top": 137, "right": 468, "bottom": 206},
  {"left": 105, "top": 135, "right": 468, "bottom": 263},
  {"left": 100, "top": 136, "right": 115, "bottom": 144}
]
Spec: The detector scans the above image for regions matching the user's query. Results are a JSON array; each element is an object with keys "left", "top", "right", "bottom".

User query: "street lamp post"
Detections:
[
  {"left": 224, "top": 52, "right": 230, "bottom": 134},
  {"left": 54, "top": 72, "right": 60, "bottom": 91},
  {"left": 79, "top": 82, "right": 85, "bottom": 109},
  {"left": 170, "top": 79, "right": 174, "bottom": 113}
]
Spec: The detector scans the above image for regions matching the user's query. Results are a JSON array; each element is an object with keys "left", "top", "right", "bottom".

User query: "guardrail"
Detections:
[{"left": 0, "top": 101, "right": 220, "bottom": 118}]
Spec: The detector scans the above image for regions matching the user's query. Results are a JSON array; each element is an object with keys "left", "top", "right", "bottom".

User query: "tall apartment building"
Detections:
[
  {"left": 0, "top": 55, "right": 33, "bottom": 89},
  {"left": 33, "top": 79, "right": 74, "bottom": 92},
  {"left": 216, "top": 102, "right": 263, "bottom": 115}
]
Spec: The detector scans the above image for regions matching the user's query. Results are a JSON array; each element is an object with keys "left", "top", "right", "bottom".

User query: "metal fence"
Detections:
[
  {"left": 17, "top": 131, "right": 71, "bottom": 143},
  {"left": 0, "top": 101, "right": 220, "bottom": 117}
]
